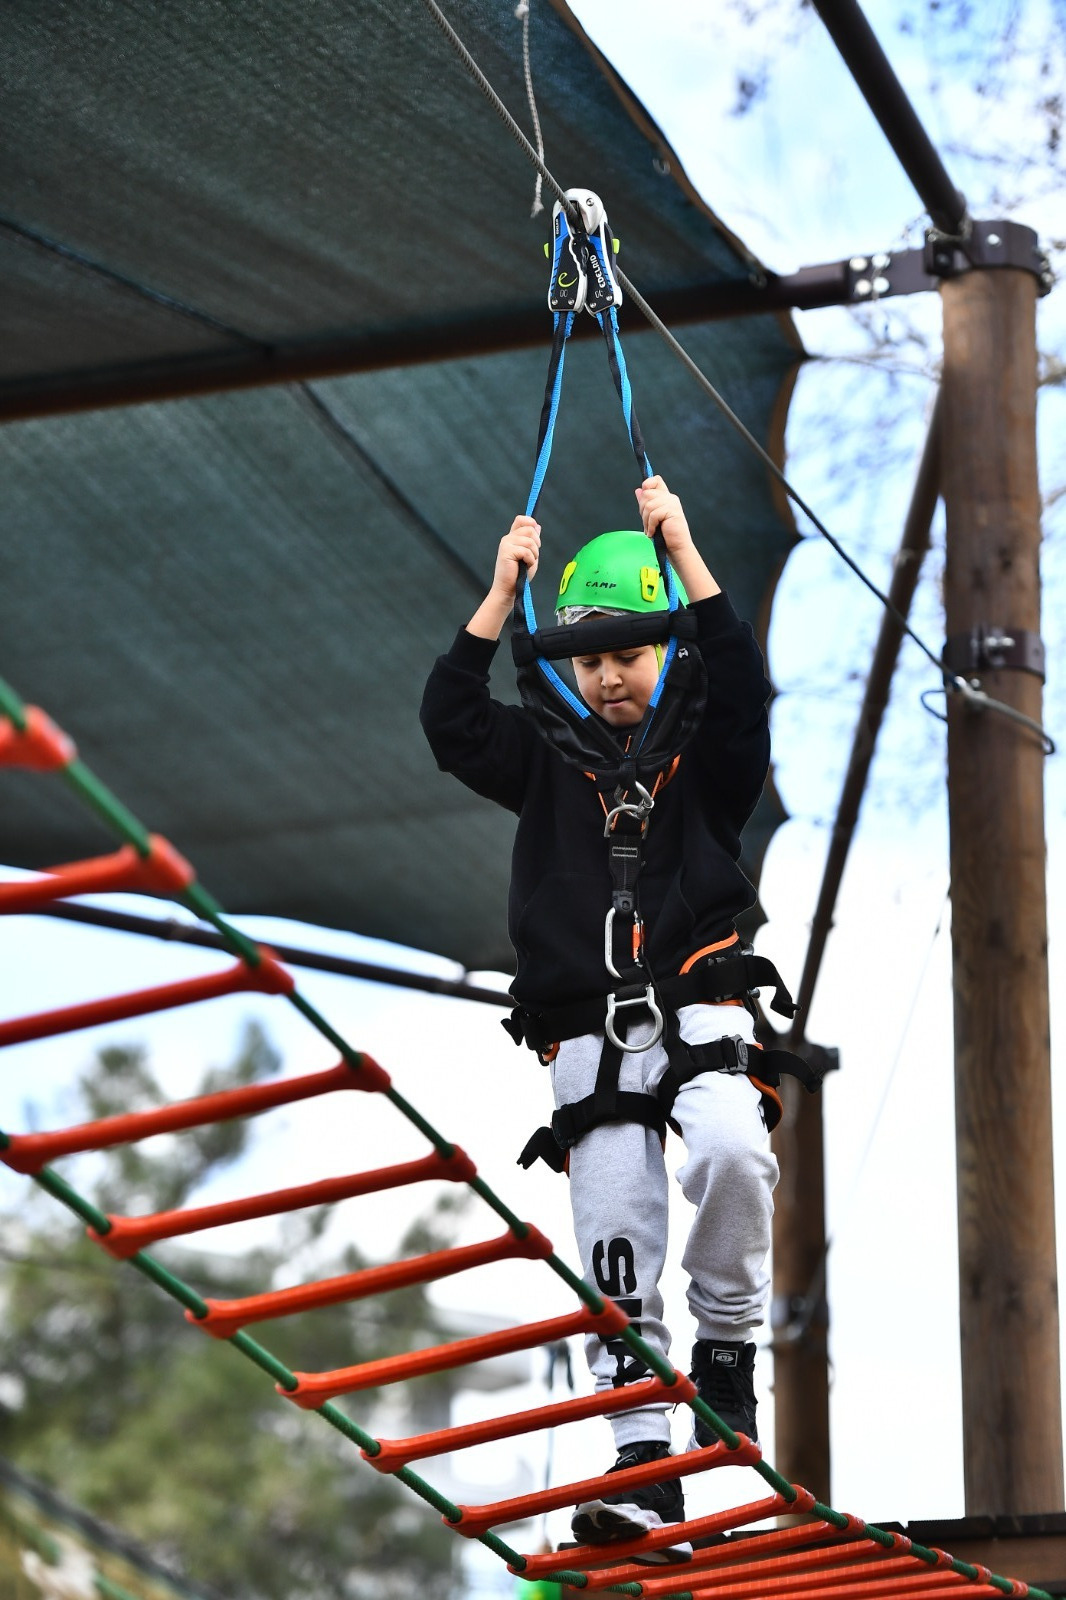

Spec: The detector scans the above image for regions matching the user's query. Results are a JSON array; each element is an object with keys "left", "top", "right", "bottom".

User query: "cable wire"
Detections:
[
  {"left": 921, "top": 682, "right": 1055, "bottom": 754},
  {"left": 420, "top": 0, "right": 571, "bottom": 215},
  {"left": 419, "top": 0, "right": 1056, "bottom": 754}
]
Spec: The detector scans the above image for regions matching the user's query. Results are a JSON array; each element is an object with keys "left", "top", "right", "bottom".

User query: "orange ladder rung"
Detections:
[
  {"left": 92, "top": 1147, "right": 476, "bottom": 1259},
  {"left": 449, "top": 1436, "right": 763, "bottom": 1539},
  {"left": 731, "top": 1579, "right": 998, "bottom": 1600},
  {"left": 634, "top": 1534, "right": 894, "bottom": 1596},
  {"left": 890, "top": 1588, "right": 1010, "bottom": 1600},
  {"left": 0, "top": 950, "right": 294, "bottom": 1050},
  {"left": 854, "top": 1590, "right": 1008, "bottom": 1600},
  {"left": 0, "top": 707, "right": 75, "bottom": 770},
  {"left": 189, "top": 1225, "right": 555, "bottom": 1340},
  {"left": 625, "top": 1514, "right": 860, "bottom": 1590},
  {"left": 671, "top": 1566, "right": 988, "bottom": 1600},
  {"left": 1, "top": 1057, "right": 389, "bottom": 1176},
  {"left": 280, "top": 1304, "right": 631, "bottom": 1407},
  {"left": 363, "top": 1374, "right": 697, "bottom": 1472},
  {"left": 626, "top": 1517, "right": 860, "bottom": 1591},
  {"left": 514, "top": 1491, "right": 814, "bottom": 1582},
  {"left": 0, "top": 836, "right": 194, "bottom": 914}
]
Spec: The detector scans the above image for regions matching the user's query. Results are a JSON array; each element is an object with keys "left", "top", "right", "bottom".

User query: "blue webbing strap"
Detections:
[
  {"left": 596, "top": 306, "right": 652, "bottom": 481},
  {"left": 521, "top": 300, "right": 681, "bottom": 739},
  {"left": 595, "top": 306, "right": 681, "bottom": 610},
  {"left": 523, "top": 574, "right": 590, "bottom": 718},
  {"left": 594, "top": 302, "right": 682, "bottom": 738},
  {"left": 525, "top": 312, "right": 575, "bottom": 521},
  {"left": 635, "top": 635, "right": 678, "bottom": 755},
  {"left": 589, "top": 299, "right": 681, "bottom": 736},
  {"left": 521, "top": 315, "right": 589, "bottom": 718}
]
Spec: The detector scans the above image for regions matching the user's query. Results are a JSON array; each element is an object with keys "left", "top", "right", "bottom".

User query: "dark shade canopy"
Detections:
[{"left": 0, "top": 0, "right": 800, "bottom": 973}]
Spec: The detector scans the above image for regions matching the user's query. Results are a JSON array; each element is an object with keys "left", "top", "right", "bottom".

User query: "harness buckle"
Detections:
[
  {"left": 605, "top": 984, "right": 664, "bottom": 1053},
  {"left": 720, "top": 1035, "right": 750, "bottom": 1074}
]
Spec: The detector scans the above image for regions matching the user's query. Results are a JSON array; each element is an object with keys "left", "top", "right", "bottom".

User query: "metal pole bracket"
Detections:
[
  {"left": 925, "top": 219, "right": 1053, "bottom": 296},
  {"left": 844, "top": 222, "right": 1053, "bottom": 307},
  {"left": 942, "top": 624, "right": 1046, "bottom": 681}
]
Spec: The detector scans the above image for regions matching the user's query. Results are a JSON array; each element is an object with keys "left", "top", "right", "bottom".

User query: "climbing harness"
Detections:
[
  {"left": 514, "top": 937, "right": 824, "bottom": 1173},
  {"left": 509, "top": 190, "right": 821, "bottom": 1172}
]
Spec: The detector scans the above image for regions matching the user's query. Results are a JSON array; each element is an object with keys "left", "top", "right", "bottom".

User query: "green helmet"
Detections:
[{"left": 556, "top": 529, "right": 686, "bottom": 620}]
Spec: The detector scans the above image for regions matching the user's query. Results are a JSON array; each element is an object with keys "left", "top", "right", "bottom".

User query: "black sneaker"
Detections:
[
  {"left": 571, "top": 1440, "right": 691, "bottom": 1563},
  {"left": 689, "top": 1340, "right": 758, "bottom": 1447}
]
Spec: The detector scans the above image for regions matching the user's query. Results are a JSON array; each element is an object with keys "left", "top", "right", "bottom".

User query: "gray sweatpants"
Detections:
[{"left": 550, "top": 1003, "right": 779, "bottom": 1448}]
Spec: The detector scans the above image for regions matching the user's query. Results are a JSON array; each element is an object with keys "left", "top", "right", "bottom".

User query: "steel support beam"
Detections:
[
  {"left": 0, "top": 253, "right": 937, "bottom": 424},
  {"left": 809, "top": 0, "right": 969, "bottom": 234},
  {"left": 32, "top": 901, "right": 512, "bottom": 1009}
]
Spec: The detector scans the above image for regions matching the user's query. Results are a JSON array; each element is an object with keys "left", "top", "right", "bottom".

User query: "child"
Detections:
[{"left": 420, "top": 477, "right": 779, "bottom": 1562}]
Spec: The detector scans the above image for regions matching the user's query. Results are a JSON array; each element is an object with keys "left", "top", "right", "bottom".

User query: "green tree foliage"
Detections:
[{"left": 0, "top": 1025, "right": 463, "bottom": 1600}]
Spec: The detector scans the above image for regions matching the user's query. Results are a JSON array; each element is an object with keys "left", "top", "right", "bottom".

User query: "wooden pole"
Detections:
[
  {"left": 940, "top": 264, "right": 1062, "bottom": 1513},
  {"left": 771, "top": 1077, "right": 831, "bottom": 1500}
]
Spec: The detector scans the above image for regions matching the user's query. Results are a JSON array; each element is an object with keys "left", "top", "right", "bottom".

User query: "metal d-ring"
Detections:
[{"left": 605, "top": 985, "right": 664, "bottom": 1052}]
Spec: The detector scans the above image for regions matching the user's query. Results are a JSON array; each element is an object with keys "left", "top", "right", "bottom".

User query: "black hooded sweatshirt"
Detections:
[{"left": 420, "top": 591, "right": 771, "bottom": 1010}]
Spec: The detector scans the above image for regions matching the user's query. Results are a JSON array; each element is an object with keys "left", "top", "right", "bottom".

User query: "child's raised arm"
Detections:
[
  {"left": 636, "top": 476, "right": 721, "bottom": 603},
  {"left": 467, "top": 515, "right": 542, "bottom": 641}
]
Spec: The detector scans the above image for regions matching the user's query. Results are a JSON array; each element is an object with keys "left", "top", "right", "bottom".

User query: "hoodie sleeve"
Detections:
[
  {"left": 688, "top": 592, "right": 772, "bottom": 829},
  {"left": 420, "top": 628, "right": 536, "bottom": 816}
]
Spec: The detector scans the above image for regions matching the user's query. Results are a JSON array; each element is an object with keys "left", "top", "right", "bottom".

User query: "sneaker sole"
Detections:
[{"left": 571, "top": 1500, "right": 692, "bottom": 1563}]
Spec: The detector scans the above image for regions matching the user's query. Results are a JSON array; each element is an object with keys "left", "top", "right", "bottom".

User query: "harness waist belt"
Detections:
[{"left": 504, "top": 954, "right": 796, "bottom": 1055}]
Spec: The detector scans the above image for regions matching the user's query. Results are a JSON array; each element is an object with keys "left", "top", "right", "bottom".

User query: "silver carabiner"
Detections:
[
  {"left": 603, "top": 781, "right": 655, "bottom": 838},
  {"left": 604, "top": 908, "right": 646, "bottom": 979},
  {"left": 604, "top": 907, "right": 625, "bottom": 979},
  {"left": 605, "top": 984, "right": 664, "bottom": 1053}
]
